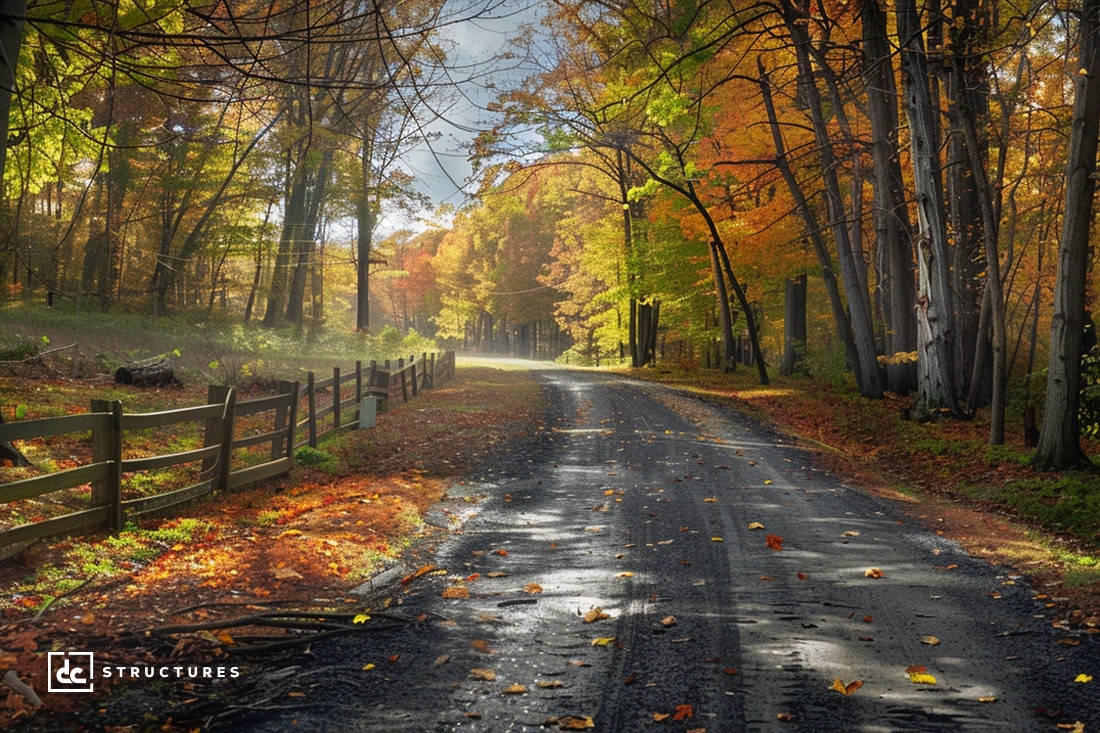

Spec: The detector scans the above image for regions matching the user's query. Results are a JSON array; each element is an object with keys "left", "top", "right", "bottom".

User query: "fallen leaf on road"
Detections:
[
  {"left": 469, "top": 668, "right": 496, "bottom": 681},
  {"left": 583, "top": 607, "right": 610, "bottom": 623},
  {"left": 615, "top": 572, "right": 634, "bottom": 578},
  {"left": 797, "top": 572, "right": 808, "bottom": 580},
  {"left": 766, "top": 534, "right": 784, "bottom": 552},
  {"left": 704, "top": 497, "right": 718, "bottom": 503},
  {"left": 748, "top": 522, "right": 765, "bottom": 530},
  {"left": 353, "top": 613, "right": 371, "bottom": 624},
  {"left": 1074, "top": 673, "right": 1093, "bottom": 683},
  {"left": 907, "top": 667, "right": 937, "bottom": 685},
  {"left": 723, "top": 668, "right": 739, "bottom": 676},
  {"left": 760, "top": 575, "right": 776, "bottom": 581},
  {"left": 434, "top": 655, "right": 450, "bottom": 667},
  {"left": 592, "top": 637, "right": 616, "bottom": 646},
  {"left": 777, "top": 712, "right": 793, "bottom": 722},
  {"left": 441, "top": 586, "right": 470, "bottom": 599},
  {"left": 660, "top": 615, "right": 677, "bottom": 627},
  {"left": 470, "top": 640, "right": 493, "bottom": 654},
  {"left": 503, "top": 684, "right": 527, "bottom": 695},
  {"left": 672, "top": 704, "right": 694, "bottom": 720},
  {"left": 764, "top": 479, "right": 773, "bottom": 485},
  {"left": 362, "top": 663, "right": 375, "bottom": 671},
  {"left": 525, "top": 583, "right": 544, "bottom": 594},
  {"left": 865, "top": 568, "right": 885, "bottom": 579},
  {"left": 487, "top": 572, "right": 508, "bottom": 578},
  {"left": 537, "top": 680, "right": 565, "bottom": 689},
  {"left": 921, "top": 636, "right": 940, "bottom": 646},
  {"left": 978, "top": 696, "right": 997, "bottom": 703},
  {"left": 711, "top": 537, "right": 724, "bottom": 542},
  {"left": 1055, "top": 723, "right": 1085, "bottom": 733},
  {"left": 653, "top": 713, "right": 670, "bottom": 722},
  {"left": 558, "top": 716, "right": 594, "bottom": 729},
  {"left": 841, "top": 531, "right": 860, "bottom": 537},
  {"left": 494, "top": 549, "right": 508, "bottom": 556},
  {"left": 830, "top": 678, "right": 863, "bottom": 695}
]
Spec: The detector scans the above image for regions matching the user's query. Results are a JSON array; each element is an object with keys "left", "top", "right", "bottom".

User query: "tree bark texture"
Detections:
[{"left": 1033, "top": 0, "right": 1100, "bottom": 469}]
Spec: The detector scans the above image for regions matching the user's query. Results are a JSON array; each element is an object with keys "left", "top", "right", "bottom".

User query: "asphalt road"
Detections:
[{"left": 232, "top": 367, "right": 1100, "bottom": 732}]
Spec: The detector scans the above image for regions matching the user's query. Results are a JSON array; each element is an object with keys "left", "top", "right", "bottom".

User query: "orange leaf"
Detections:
[
  {"left": 830, "top": 678, "right": 863, "bottom": 695},
  {"left": 865, "top": 567, "right": 885, "bottom": 579},
  {"left": 524, "top": 583, "right": 543, "bottom": 594},
  {"left": 653, "top": 713, "right": 670, "bottom": 722},
  {"left": 672, "top": 704, "right": 693, "bottom": 721},
  {"left": 765, "top": 534, "right": 784, "bottom": 552},
  {"left": 441, "top": 585, "right": 470, "bottom": 599}
]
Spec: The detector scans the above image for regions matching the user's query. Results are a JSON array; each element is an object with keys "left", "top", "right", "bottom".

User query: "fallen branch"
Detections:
[{"left": 2, "top": 669, "right": 43, "bottom": 707}]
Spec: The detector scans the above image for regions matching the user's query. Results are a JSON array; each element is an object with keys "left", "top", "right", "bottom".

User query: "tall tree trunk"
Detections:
[
  {"left": 861, "top": 0, "right": 917, "bottom": 394},
  {"left": 781, "top": 0, "right": 883, "bottom": 398},
  {"left": 897, "top": 0, "right": 963, "bottom": 416},
  {"left": 0, "top": 0, "right": 23, "bottom": 183},
  {"left": 286, "top": 149, "right": 333, "bottom": 327},
  {"left": 759, "top": 60, "right": 862, "bottom": 388},
  {"left": 1033, "top": 0, "right": 1100, "bottom": 470}
]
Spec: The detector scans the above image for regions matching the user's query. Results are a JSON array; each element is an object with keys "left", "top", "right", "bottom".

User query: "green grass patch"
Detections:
[{"left": 991, "top": 474, "right": 1100, "bottom": 540}]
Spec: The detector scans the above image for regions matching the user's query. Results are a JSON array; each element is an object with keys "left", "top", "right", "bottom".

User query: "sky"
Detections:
[{"left": 382, "top": 0, "right": 546, "bottom": 232}]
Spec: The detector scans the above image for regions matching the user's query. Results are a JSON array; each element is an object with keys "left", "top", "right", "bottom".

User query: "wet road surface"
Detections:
[{"left": 233, "top": 368, "right": 1100, "bottom": 732}]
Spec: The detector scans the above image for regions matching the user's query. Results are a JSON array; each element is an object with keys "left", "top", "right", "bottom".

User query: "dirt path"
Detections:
[{"left": 212, "top": 368, "right": 1100, "bottom": 732}]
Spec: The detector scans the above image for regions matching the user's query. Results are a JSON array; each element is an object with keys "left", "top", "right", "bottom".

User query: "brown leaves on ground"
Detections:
[
  {"left": 765, "top": 534, "right": 784, "bottom": 552},
  {"left": 0, "top": 368, "right": 543, "bottom": 729}
]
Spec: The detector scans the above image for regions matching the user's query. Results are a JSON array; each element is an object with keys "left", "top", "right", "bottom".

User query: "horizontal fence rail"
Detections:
[{"left": 0, "top": 350, "right": 455, "bottom": 558}]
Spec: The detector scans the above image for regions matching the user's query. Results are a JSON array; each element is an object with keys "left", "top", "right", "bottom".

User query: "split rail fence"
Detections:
[{"left": 0, "top": 351, "right": 455, "bottom": 559}]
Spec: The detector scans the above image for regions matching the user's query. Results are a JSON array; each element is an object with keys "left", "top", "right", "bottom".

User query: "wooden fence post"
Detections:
[
  {"left": 204, "top": 385, "right": 236, "bottom": 493},
  {"left": 332, "top": 366, "right": 341, "bottom": 430},
  {"left": 409, "top": 356, "right": 419, "bottom": 397},
  {"left": 275, "top": 380, "right": 299, "bottom": 461},
  {"left": 398, "top": 358, "right": 408, "bottom": 402},
  {"left": 307, "top": 371, "right": 317, "bottom": 448},
  {"left": 355, "top": 360, "right": 363, "bottom": 423},
  {"left": 90, "top": 399, "right": 123, "bottom": 530}
]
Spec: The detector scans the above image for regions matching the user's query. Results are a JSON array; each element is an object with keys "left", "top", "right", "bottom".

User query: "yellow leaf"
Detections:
[
  {"left": 830, "top": 678, "right": 863, "bottom": 695},
  {"left": 748, "top": 522, "right": 765, "bottom": 530},
  {"left": 353, "top": 613, "right": 371, "bottom": 624},
  {"left": 978, "top": 696, "right": 997, "bottom": 703},
  {"left": 362, "top": 663, "right": 375, "bottom": 671},
  {"left": 503, "top": 683, "right": 527, "bottom": 695},
  {"left": 704, "top": 497, "right": 718, "bottom": 503},
  {"left": 558, "top": 716, "right": 595, "bottom": 730},
  {"left": 524, "top": 583, "right": 544, "bottom": 594},
  {"left": 615, "top": 572, "right": 634, "bottom": 578},
  {"left": 909, "top": 673, "right": 937, "bottom": 685},
  {"left": 1074, "top": 673, "right": 1093, "bottom": 683},
  {"left": 865, "top": 568, "right": 885, "bottom": 579},
  {"left": 591, "top": 637, "right": 616, "bottom": 647},
  {"left": 921, "top": 635, "right": 940, "bottom": 646},
  {"left": 711, "top": 537, "right": 724, "bottom": 542},
  {"left": 764, "top": 479, "right": 773, "bottom": 485}
]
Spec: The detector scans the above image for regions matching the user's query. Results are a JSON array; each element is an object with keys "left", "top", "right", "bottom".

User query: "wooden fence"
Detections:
[{"left": 0, "top": 350, "right": 455, "bottom": 559}]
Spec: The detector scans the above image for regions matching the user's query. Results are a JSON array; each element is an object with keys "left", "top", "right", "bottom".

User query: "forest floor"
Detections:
[{"left": 0, "top": 355, "right": 1098, "bottom": 728}]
